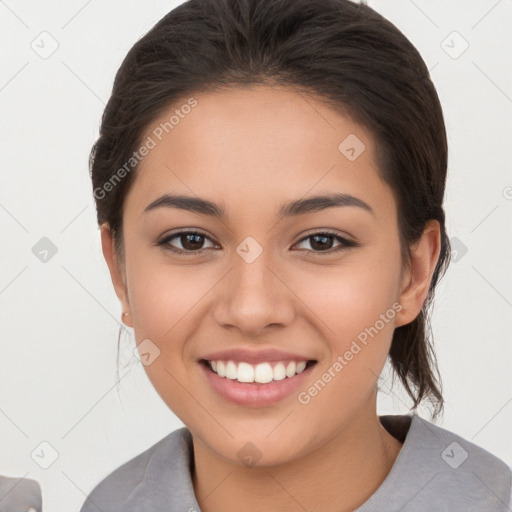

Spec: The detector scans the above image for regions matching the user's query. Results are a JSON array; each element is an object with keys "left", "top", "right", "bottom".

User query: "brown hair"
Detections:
[{"left": 90, "top": 0, "right": 451, "bottom": 419}]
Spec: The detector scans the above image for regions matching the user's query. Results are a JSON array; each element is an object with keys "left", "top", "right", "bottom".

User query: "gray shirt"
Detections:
[{"left": 80, "top": 414, "right": 512, "bottom": 511}]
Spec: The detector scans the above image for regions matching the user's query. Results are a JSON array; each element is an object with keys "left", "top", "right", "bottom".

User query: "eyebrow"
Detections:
[{"left": 143, "top": 192, "right": 375, "bottom": 219}]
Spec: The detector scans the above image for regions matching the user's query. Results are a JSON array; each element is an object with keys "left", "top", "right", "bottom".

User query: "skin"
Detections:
[{"left": 101, "top": 85, "right": 441, "bottom": 512}]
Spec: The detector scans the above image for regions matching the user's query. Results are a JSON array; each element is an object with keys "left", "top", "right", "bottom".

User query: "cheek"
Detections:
[
  {"left": 329, "top": 269, "right": 400, "bottom": 348},
  {"left": 291, "top": 245, "right": 402, "bottom": 398},
  {"left": 297, "top": 244, "right": 402, "bottom": 342},
  {"left": 123, "top": 250, "right": 214, "bottom": 408},
  {"left": 293, "top": 281, "right": 398, "bottom": 442},
  {"left": 124, "top": 247, "right": 210, "bottom": 340},
  {"left": 123, "top": 257, "right": 204, "bottom": 421}
]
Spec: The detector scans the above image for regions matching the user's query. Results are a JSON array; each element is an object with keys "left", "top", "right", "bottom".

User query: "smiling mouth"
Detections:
[{"left": 200, "top": 359, "right": 317, "bottom": 385}]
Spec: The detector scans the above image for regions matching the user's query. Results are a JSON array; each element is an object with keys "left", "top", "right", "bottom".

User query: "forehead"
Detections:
[{"left": 125, "top": 85, "right": 394, "bottom": 220}]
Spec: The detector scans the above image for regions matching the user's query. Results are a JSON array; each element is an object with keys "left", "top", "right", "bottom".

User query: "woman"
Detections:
[{"left": 80, "top": 0, "right": 512, "bottom": 510}]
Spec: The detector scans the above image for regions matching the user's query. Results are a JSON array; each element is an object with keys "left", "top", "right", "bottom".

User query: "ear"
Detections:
[
  {"left": 100, "top": 223, "right": 133, "bottom": 328},
  {"left": 395, "top": 220, "right": 442, "bottom": 328}
]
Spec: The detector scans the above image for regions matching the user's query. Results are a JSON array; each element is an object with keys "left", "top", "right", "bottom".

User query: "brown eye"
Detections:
[
  {"left": 294, "top": 232, "right": 358, "bottom": 253},
  {"left": 157, "top": 231, "right": 217, "bottom": 253}
]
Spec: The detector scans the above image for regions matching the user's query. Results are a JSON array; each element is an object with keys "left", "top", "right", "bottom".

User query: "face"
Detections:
[{"left": 102, "top": 85, "right": 437, "bottom": 466}]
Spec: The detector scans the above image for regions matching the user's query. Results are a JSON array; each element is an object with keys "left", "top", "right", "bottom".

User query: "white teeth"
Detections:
[
  {"left": 207, "top": 359, "right": 311, "bottom": 383},
  {"left": 216, "top": 361, "right": 226, "bottom": 377},
  {"left": 254, "top": 362, "right": 273, "bottom": 383},
  {"left": 237, "top": 362, "right": 255, "bottom": 383},
  {"left": 225, "top": 360, "right": 238, "bottom": 379},
  {"left": 285, "top": 361, "right": 296, "bottom": 378},
  {"left": 273, "top": 362, "right": 286, "bottom": 381}
]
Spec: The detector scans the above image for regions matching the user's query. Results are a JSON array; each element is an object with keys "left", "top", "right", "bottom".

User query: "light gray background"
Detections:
[{"left": 1, "top": 1, "right": 511, "bottom": 510}]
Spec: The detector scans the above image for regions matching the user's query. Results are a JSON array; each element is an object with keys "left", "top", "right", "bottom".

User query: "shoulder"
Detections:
[
  {"left": 79, "top": 427, "right": 192, "bottom": 512},
  {"left": 363, "top": 414, "right": 512, "bottom": 511},
  {"left": 412, "top": 415, "right": 511, "bottom": 476},
  {"left": 396, "top": 415, "right": 511, "bottom": 511}
]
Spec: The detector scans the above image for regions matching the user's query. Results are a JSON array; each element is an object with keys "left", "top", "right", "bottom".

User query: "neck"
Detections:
[{"left": 191, "top": 398, "right": 403, "bottom": 512}]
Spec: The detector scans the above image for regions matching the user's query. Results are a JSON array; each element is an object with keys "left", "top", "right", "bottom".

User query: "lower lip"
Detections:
[{"left": 199, "top": 361, "right": 316, "bottom": 407}]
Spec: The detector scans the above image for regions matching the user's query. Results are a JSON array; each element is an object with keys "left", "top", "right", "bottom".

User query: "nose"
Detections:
[{"left": 212, "top": 248, "right": 296, "bottom": 336}]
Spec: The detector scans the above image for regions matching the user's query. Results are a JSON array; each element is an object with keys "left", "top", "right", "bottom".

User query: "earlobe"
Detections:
[
  {"left": 100, "top": 223, "right": 132, "bottom": 326},
  {"left": 395, "top": 220, "right": 441, "bottom": 328}
]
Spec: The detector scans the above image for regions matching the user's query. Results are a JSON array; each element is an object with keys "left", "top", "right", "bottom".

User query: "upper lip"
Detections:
[{"left": 200, "top": 348, "right": 316, "bottom": 365}]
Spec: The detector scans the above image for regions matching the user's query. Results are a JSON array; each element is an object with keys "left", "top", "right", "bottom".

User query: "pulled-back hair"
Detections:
[{"left": 90, "top": 0, "right": 451, "bottom": 419}]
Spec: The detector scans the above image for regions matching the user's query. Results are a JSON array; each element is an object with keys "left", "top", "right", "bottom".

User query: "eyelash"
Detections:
[{"left": 156, "top": 229, "right": 359, "bottom": 255}]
